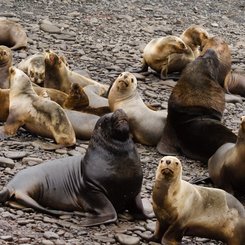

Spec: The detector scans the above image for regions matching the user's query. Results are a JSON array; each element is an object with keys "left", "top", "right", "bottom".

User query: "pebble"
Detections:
[
  {"left": 43, "top": 231, "right": 59, "bottom": 240},
  {"left": 3, "top": 151, "right": 28, "bottom": 159},
  {"left": 0, "top": 157, "right": 15, "bottom": 168},
  {"left": 41, "top": 240, "right": 54, "bottom": 245},
  {"left": 0, "top": 235, "right": 13, "bottom": 241},
  {"left": 22, "top": 157, "right": 43, "bottom": 165},
  {"left": 115, "top": 234, "right": 140, "bottom": 245}
]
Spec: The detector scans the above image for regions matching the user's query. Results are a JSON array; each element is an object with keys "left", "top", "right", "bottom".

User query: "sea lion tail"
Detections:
[{"left": 0, "top": 187, "right": 10, "bottom": 203}]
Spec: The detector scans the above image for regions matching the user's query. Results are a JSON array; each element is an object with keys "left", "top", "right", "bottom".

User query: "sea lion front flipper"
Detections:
[
  {"left": 80, "top": 191, "right": 117, "bottom": 226},
  {"left": 157, "top": 122, "right": 179, "bottom": 155}
]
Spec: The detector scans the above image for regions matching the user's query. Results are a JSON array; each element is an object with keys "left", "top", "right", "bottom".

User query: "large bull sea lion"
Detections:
[
  {"left": 0, "top": 109, "right": 151, "bottom": 226},
  {"left": 157, "top": 48, "right": 237, "bottom": 162}
]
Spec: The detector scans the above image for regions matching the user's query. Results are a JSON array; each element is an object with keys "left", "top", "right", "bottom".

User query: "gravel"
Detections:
[{"left": 0, "top": 0, "right": 245, "bottom": 244}]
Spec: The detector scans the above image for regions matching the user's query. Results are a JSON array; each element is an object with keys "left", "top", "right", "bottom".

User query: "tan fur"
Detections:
[
  {"left": 151, "top": 156, "right": 245, "bottom": 244},
  {"left": 1, "top": 67, "right": 76, "bottom": 146},
  {"left": 108, "top": 72, "right": 167, "bottom": 145},
  {"left": 0, "top": 45, "right": 12, "bottom": 88}
]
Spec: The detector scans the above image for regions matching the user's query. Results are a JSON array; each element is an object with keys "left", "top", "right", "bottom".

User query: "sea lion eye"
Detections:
[
  {"left": 30, "top": 71, "right": 34, "bottom": 77},
  {"left": 175, "top": 161, "right": 179, "bottom": 165},
  {"left": 131, "top": 78, "right": 134, "bottom": 83},
  {"left": 120, "top": 73, "right": 123, "bottom": 77}
]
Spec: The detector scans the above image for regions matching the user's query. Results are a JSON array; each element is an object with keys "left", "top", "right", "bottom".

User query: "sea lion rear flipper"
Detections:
[
  {"left": 13, "top": 191, "right": 72, "bottom": 216},
  {"left": 80, "top": 191, "right": 117, "bottom": 226}
]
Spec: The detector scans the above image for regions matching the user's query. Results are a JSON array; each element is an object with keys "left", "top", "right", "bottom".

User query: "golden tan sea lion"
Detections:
[
  {"left": 108, "top": 72, "right": 167, "bottom": 145},
  {"left": 0, "top": 67, "right": 76, "bottom": 146},
  {"left": 0, "top": 45, "right": 12, "bottom": 88},
  {"left": 150, "top": 156, "right": 245, "bottom": 244},
  {"left": 0, "top": 19, "right": 28, "bottom": 50}
]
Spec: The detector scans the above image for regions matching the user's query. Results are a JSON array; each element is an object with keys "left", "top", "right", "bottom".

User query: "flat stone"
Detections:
[
  {"left": 0, "top": 157, "right": 15, "bottom": 168},
  {"left": 44, "top": 231, "right": 59, "bottom": 239},
  {"left": 41, "top": 240, "right": 54, "bottom": 245},
  {"left": 22, "top": 157, "right": 43, "bottom": 165},
  {"left": 39, "top": 20, "right": 61, "bottom": 34},
  {"left": 0, "top": 235, "right": 13, "bottom": 241},
  {"left": 3, "top": 151, "right": 28, "bottom": 159},
  {"left": 115, "top": 234, "right": 140, "bottom": 245}
]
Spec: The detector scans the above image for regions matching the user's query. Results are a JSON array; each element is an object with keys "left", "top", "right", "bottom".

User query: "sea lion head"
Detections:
[
  {"left": 0, "top": 45, "right": 12, "bottom": 65},
  {"left": 114, "top": 72, "right": 137, "bottom": 93},
  {"left": 94, "top": 109, "right": 130, "bottom": 141},
  {"left": 28, "top": 57, "right": 45, "bottom": 85},
  {"left": 155, "top": 156, "right": 182, "bottom": 182},
  {"left": 9, "top": 66, "right": 31, "bottom": 92},
  {"left": 162, "top": 36, "right": 188, "bottom": 53},
  {"left": 193, "top": 48, "right": 220, "bottom": 81},
  {"left": 64, "top": 83, "right": 89, "bottom": 109},
  {"left": 44, "top": 50, "right": 65, "bottom": 69}
]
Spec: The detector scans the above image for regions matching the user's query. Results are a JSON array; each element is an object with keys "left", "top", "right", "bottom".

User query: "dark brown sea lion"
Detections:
[
  {"left": 200, "top": 36, "right": 245, "bottom": 97},
  {"left": 64, "top": 83, "right": 110, "bottom": 116},
  {"left": 0, "top": 67, "right": 76, "bottom": 146},
  {"left": 150, "top": 156, "right": 245, "bottom": 245},
  {"left": 180, "top": 24, "right": 209, "bottom": 57},
  {"left": 108, "top": 72, "right": 167, "bottom": 146},
  {"left": 0, "top": 45, "right": 12, "bottom": 88},
  {"left": 208, "top": 116, "right": 245, "bottom": 195},
  {"left": 44, "top": 50, "right": 109, "bottom": 94},
  {"left": 157, "top": 48, "right": 237, "bottom": 163},
  {"left": 0, "top": 109, "right": 151, "bottom": 226},
  {"left": 0, "top": 19, "right": 28, "bottom": 50},
  {"left": 140, "top": 36, "right": 190, "bottom": 78}
]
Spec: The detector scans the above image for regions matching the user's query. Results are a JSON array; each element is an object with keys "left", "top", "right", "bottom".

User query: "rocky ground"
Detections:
[{"left": 0, "top": 0, "right": 245, "bottom": 244}]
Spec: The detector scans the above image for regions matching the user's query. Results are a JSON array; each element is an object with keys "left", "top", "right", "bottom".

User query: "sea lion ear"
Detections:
[
  {"left": 9, "top": 66, "right": 15, "bottom": 75},
  {"left": 58, "top": 57, "right": 63, "bottom": 65}
]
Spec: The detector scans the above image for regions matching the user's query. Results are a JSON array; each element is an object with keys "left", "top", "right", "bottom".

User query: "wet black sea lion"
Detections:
[
  {"left": 0, "top": 109, "right": 151, "bottom": 226},
  {"left": 150, "top": 156, "right": 245, "bottom": 245},
  {"left": 208, "top": 116, "right": 245, "bottom": 195},
  {"left": 0, "top": 19, "right": 28, "bottom": 50},
  {"left": 157, "top": 48, "right": 237, "bottom": 163}
]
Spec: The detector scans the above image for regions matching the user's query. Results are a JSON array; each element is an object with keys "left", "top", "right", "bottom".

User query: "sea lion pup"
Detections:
[
  {"left": 108, "top": 72, "right": 167, "bottom": 146},
  {"left": 150, "top": 156, "right": 245, "bottom": 245},
  {"left": 157, "top": 48, "right": 237, "bottom": 163},
  {"left": 0, "top": 45, "right": 12, "bottom": 88},
  {"left": 17, "top": 53, "right": 45, "bottom": 85},
  {"left": 64, "top": 83, "right": 110, "bottom": 116},
  {"left": 44, "top": 50, "right": 109, "bottom": 95},
  {"left": 0, "top": 109, "right": 151, "bottom": 226},
  {"left": 208, "top": 116, "right": 245, "bottom": 195},
  {"left": 0, "top": 19, "right": 27, "bottom": 50},
  {"left": 0, "top": 67, "right": 76, "bottom": 146},
  {"left": 140, "top": 36, "right": 190, "bottom": 78},
  {"left": 180, "top": 24, "right": 210, "bottom": 57}
]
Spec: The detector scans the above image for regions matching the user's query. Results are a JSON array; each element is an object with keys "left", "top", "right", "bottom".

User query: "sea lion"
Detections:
[
  {"left": 0, "top": 19, "right": 28, "bottom": 50},
  {"left": 0, "top": 45, "right": 12, "bottom": 88},
  {"left": 157, "top": 48, "right": 237, "bottom": 163},
  {"left": 0, "top": 88, "right": 10, "bottom": 122},
  {"left": 0, "top": 109, "right": 151, "bottom": 226},
  {"left": 180, "top": 24, "right": 209, "bottom": 57},
  {"left": 0, "top": 67, "right": 76, "bottom": 146},
  {"left": 150, "top": 156, "right": 245, "bottom": 245},
  {"left": 208, "top": 116, "right": 245, "bottom": 195},
  {"left": 17, "top": 53, "right": 45, "bottom": 85},
  {"left": 64, "top": 83, "right": 110, "bottom": 116},
  {"left": 108, "top": 72, "right": 167, "bottom": 146},
  {"left": 140, "top": 36, "right": 190, "bottom": 78},
  {"left": 44, "top": 50, "right": 109, "bottom": 94},
  {"left": 200, "top": 36, "right": 245, "bottom": 97}
]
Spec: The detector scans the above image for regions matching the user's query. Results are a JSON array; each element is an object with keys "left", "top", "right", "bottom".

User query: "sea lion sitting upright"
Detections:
[
  {"left": 150, "top": 156, "right": 245, "bottom": 245},
  {"left": 0, "top": 109, "right": 151, "bottom": 226},
  {"left": 44, "top": 50, "right": 109, "bottom": 95},
  {"left": 208, "top": 116, "right": 245, "bottom": 195},
  {"left": 140, "top": 36, "right": 190, "bottom": 78},
  {"left": 0, "top": 45, "right": 12, "bottom": 88},
  {"left": 0, "top": 19, "right": 28, "bottom": 50},
  {"left": 108, "top": 72, "right": 167, "bottom": 146},
  {"left": 0, "top": 67, "right": 76, "bottom": 147},
  {"left": 64, "top": 83, "right": 110, "bottom": 116},
  {"left": 180, "top": 24, "right": 210, "bottom": 57},
  {"left": 157, "top": 48, "right": 237, "bottom": 163}
]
